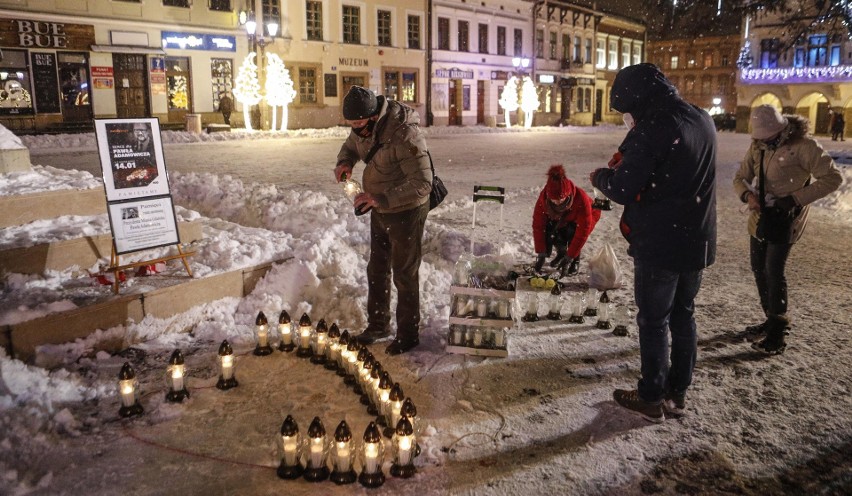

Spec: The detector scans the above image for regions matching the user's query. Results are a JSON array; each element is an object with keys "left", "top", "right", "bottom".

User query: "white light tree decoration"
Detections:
[
  {"left": 265, "top": 53, "right": 297, "bottom": 132},
  {"left": 498, "top": 76, "right": 519, "bottom": 128},
  {"left": 233, "top": 52, "right": 262, "bottom": 131},
  {"left": 520, "top": 76, "right": 540, "bottom": 129}
]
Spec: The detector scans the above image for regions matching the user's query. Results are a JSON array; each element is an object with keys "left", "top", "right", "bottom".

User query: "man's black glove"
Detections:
[
  {"left": 774, "top": 195, "right": 798, "bottom": 212},
  {"left": 533, "top": 253, "right": 546, "bottom": 273}
]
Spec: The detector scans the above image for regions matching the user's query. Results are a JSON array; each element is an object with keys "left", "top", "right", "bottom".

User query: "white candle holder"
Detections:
[
  {"left": 613, "top": 305, "right": 631, "bottom": 336},
  {"left": 276, "top": 415, "right": 304, "bottom": 480},
  {"left": 596, "top": 302, "right": 613, "bottom": 329},
  {"left": 165, "top": 349, "right": 189, "bottom": 403},
  {"left": 253, "top": 311, "right": 273, "bottom": 356},
  {"left": 117, "top": 362, "right": 143, "bottom": 418},
  {"left": 311, "top": 318, "right": 329, "bottom": 364},
  {"left": 584, "top": 287, "right": 599, "bottom": 316},
  {"left": 303, "top": 417, "right": 330, "bottom": 482},
  {"left": 330, "top": 420, "right": 356, "bottom": 484},
  {"left": 277, "top": 310, "right": 295, "bottom": 352},
  {"left": 325, "top": 322, "right": 341, "bottom": 370},
  {"left": 216, "top": 340, "right": 238, "bottom": 390},
  {"left": 296, "top": 313, "right": 313, "bottom": 358},
  {"left": 336, "top": 330, "right": 351, "bottom": 376},
  {"left": 390, "top": 417, "right": 417, "bottom": 478},
  {"left": 358, "top": 422, "right": 385, "bottom": 488}
]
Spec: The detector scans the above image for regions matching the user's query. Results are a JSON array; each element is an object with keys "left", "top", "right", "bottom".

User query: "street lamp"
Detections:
[
  {"left": 512, "top": 56, "right": 531, "bottom": 74},
  {"left": 237, "top": 4, "right": 280, "bottom": 130}
]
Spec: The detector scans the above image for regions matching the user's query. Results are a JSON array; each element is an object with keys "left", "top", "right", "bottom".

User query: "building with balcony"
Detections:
[{"left": 736, "top": 7, "right": 852, "bottom": 136}]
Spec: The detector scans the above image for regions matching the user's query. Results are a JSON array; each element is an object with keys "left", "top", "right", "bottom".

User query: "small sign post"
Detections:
[{"left": 94, "top": 118, "right": 193, "bottom": 293}]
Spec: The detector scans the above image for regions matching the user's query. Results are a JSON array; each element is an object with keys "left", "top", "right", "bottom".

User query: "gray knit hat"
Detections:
[
  {"left": 342, "top": 86, "right": 379, "bottom": 120},
  {"left": 751, "top": 105, "right": 788, "bottom": 140}
]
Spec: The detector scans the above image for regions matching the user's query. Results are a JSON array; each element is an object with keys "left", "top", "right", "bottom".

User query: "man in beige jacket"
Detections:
[
  {"left": 334, "top": 86, "right": 432, "bottom": 355},
  {"left": 733, "top": 105, "right": 842, "bottom": 354}
]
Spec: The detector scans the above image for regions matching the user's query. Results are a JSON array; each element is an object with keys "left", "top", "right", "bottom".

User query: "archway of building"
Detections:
[
  {"left": 747, "top": 93, "right": 783, "bottom": 135},
  {"left": 796, "top": 92, "right": 831, "bottom": 135}
]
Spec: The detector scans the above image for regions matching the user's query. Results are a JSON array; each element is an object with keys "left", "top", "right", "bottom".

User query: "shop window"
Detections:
[
  {"left": 378, "top": 10, "right": 391, "bottom": 47},
  {"left": 57, "top": 52, "right": 90, "bottom": 110},
  {"left": 576, "top": 88, "right": 583, "bottom": 112},
  {"left": 584, "top": 88, "right": 591, "bottom": 112},
  {"left": 167, "top": 58, "right": 190, "bottom": 111},
  {"left": 298, "top": 67, "right": 318, "bottom": 104},
  {"left": 209, "top": 0, "right": 230, "bottom": 11},
  {"left": 384, "top": 69, "right": 417, "bottom": 103},
  {"left": 0, "top": 49, "right": 34, "bottom": 115},
  {"left": 408, "top": 15, "right": 421, "bottom": 49},
  {"left": 211, "top": 58, "right": 233, "bottom": 110},
  {"left": 306, "top": 1, "right": 323, "bottom": 41},
  {"left": 343, "top": 5, "right": 361, "bottom": 44}
]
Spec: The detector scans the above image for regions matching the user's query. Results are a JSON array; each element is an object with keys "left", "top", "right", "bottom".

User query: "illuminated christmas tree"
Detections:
[
  {"left": 520, "top": 76, "right": 540, "bottom": 129},
  {"left": 265, "top": 53, "right": 297, "bottom": 132},
  {"left": 233, "top": 52, "right": 262, "bottom": 131},
  {"left": 498, "top": 76, "right": 519, "bottom": 128}
]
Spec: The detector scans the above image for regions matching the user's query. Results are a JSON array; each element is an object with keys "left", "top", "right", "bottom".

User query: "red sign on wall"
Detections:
[{"left": 91, "top": 66, "right": 114, "bottom": 78}]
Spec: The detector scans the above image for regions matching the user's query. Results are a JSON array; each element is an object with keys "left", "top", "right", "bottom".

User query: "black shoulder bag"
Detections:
[
  {"left": 427, "top": 151, "right": 448, "bottom": 210},
  {"left": 755, "top": 149, "right": 799, "bottom": 244}
]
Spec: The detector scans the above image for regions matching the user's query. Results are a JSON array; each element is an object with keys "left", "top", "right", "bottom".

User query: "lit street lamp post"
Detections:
[{"left": 237, "top": 3, "right": 279, "bottom": 130}]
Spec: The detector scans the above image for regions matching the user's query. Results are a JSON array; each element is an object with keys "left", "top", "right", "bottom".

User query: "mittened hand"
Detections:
[
  {"left": 774, "top": 195, "right": 798, "bottom": 212},
  {"left": 608, "top": 151, "right": 623, "bottom": 169},
  {"left": 533, "top": 253, "right": 546, "bottom": 273}
]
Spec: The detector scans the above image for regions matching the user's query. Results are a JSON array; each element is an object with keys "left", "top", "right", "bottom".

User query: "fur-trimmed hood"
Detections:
[{"left": 755, "top": 114, "right": 809, "bottom": 150}]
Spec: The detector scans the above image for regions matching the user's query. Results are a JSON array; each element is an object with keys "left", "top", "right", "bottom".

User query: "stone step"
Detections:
[
  {"left": 0, "top": 188, "right": 105, "bottom": 228},
  {"left": 0, "top": 220, "right": 203, "bottom": 275},
  {"left": 1, "top": 257, "right": 289, "bottom": 363}
]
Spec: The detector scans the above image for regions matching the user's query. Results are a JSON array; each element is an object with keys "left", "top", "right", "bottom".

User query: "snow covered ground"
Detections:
[{"left": 1, "top": 125, "right": 850, "bottom": 495}]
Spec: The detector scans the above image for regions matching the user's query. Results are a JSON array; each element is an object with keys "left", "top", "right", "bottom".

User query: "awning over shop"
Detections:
[{"left": 90, "top": 45, "right": 166, "bottom": 55}]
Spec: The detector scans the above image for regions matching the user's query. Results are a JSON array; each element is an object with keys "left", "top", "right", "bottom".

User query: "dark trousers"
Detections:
[
  {"left": 544, "top": 220, "right": 576, "bottom": 256},
  {"left": 367, "top": 202, "right": 429, "bottom": 339},
  {"left": 634, "top": 258, "right": 704, "bottom": 403},
  {"left": 749, "top": 236, "right": 792, "bottom": 318},
  {"left": 222, "top": 112, "right": 231, "bottom": 125}
]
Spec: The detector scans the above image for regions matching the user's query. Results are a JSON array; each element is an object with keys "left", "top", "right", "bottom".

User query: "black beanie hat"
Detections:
[{"left": 342, "top": 86, "right": 379, "bottom": 120}]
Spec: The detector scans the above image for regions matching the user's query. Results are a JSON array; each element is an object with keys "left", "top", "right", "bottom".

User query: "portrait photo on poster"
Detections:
[
  {"left": 107, "top": 195, "right": 180, "bottom": 255},
  {"left": 95, "top": 118, "right": 170, "bottom": 202}
]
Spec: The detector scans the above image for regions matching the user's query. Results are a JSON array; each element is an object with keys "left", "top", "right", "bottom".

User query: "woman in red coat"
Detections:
[{"left": 533, "top": 165, "right": 602, "bottom": 277}]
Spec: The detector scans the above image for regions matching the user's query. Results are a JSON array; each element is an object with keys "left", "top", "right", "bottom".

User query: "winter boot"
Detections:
[
  {"left": 751, "top": 315, "right": 788, "bottom": 355},
  {"left": 561, "top": 257, "right": 580, "bottom": 277},
  {"left": 613, "top": 389, "right": 664, "bottom": 423},
  {"left": 549, "top": 246, "right": 567, "bottom": 268},
  {"left": 743, "top": 320, "right": 769, "bottom": 342},
  {"left": 663, "top": 391, "right": 686, "bottom": 418},
  {"left": 355, "top": 326, "right": 392, "bottom": 344}
]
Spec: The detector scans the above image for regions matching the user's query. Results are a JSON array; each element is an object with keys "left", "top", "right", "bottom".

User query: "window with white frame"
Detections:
[
  {"left": 670, "top": 55, "right": 679, "bottom": 70},
  {"left": 596, "top": 39, "right": 605, "bottom": 68},
  {"left": 343, "top": 5, "right": 360, "bottom": 44},
  {"left": 296, "top": 65, "right": 319, "bottom": 104},
  {"left": 632, "top": 44, "right": 641, "bottom": 65},
  {"left": 621, "top": 41, "right": 630, "bottom": 68},
  {"left": 585, "top": 38, "right": 592, "bottom": 63},
  {"left": 573, "top": 35, "right": 581, "bottom": 61},
  {"left": 608, "top": 40, "right": 617, "bottom": 69},
  {"left": 407, "top": 15, "right": 420, "bottom": 49},
  {"left": 306, "top": 1, "right": 323, "bottom": 41},
  {"left": 377, "top": 10, "right": 391, "bottom": 47}
]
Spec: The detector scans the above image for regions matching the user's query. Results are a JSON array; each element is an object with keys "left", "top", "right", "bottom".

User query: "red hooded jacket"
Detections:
[{"left": 532, "top": 170, "right": 601, "bottom": 259}]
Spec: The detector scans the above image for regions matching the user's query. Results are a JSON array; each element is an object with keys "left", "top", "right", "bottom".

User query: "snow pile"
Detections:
[
  {"left": 0, "top": 124, "right": 25, "bottom": 150},
  {"left": 0, "top": 165, "right": 102, "bottom": 196}
]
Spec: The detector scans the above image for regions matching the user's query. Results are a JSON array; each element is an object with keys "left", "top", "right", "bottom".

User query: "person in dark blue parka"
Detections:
[{"left": 590, "top": 63, "right": 717, "bottom": 423}]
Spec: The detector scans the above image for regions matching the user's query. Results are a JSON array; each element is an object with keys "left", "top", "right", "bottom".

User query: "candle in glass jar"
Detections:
[
  {"left": 171, "top": 367, "right": 184, "bottom": 391},
  {"left": 455, "top": 296, "right": 467, "bottom": 316},
  {"left": 337, "top": 442, "right": 351, "bottom": 472},
  {"left": 398, "top": 435, "right": 413, "bottom": 466},
  {"left": 119, "top": 381, "right": 135, "bottom": 407},
  {"left": 495, "top": 329, "right": 505, "bottom": 347},
  {"left": 364, "top": 442, "right": 379, "bottom": 473},
  {"left": 498, "top": 300, "right": 509, "bottom": 318},
  {"left": 221, "top": 355, "right": 234, "bottom": 380},
  {"left": 300, "top": 327, "right": 311, "bottom": 349},
  {"left": 257, "top": 325, "right": 268, "bottom": 347},
  {"left": 472, "top": 328, "right": 483, "bottom": 347},
  {"left": 283, "top": 436, "right": 298, "bottom": 466},
  {"left": 452, "top": 327, "right": 462, "bottom": 345},
  {"left": 310, "top": 438, "right": 324, "bottom": 467},
  {"left": 476, "top": 299, "right": 487, "bottom": 317},
  {"left": 279, "top": 323, "right": 292, "bottom": 345}
]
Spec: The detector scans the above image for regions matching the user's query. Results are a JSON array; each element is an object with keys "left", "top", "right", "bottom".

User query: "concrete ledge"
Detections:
[
  {"left": 0, "top": 220, "right": 203, "bottom": 275},
  {"left": 4, "top": 258, "right": 289, "bottom": 363},
  {"left": 0, "top": 148, "right": 31, "bottom": 174},
  {"left": 0, "top": 188, "right": 105, "bottom": 228}
]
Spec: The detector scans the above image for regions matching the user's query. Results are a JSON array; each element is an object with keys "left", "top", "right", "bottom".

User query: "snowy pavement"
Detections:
[{"left": 1, "top": 126, "right": 850, "bottom": 495}]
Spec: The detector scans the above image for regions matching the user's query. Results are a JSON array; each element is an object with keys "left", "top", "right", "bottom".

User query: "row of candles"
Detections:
[
  {"left": 116, "top": 311, "right": 422, "bottom": 485},
  {"left": 520, "top": 287, "right": 630, "bottom": 336},
  {"left": 276, "top": 414, "right": 418, "bottom": 487}
]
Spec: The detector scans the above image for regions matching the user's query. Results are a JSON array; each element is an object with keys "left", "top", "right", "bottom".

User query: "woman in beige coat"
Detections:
[{"left": 733, "top": 105, "right": 842, "bottom": 354}]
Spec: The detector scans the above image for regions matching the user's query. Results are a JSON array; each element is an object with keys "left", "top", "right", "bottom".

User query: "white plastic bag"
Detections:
[{"left": 587, "top": 243, "right": 622, "bottom": 291}]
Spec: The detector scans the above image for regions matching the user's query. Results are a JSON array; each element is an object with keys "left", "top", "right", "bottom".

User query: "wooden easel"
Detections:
[{"left": 107, "top": 242, "right": 195, "bottom": 294}]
